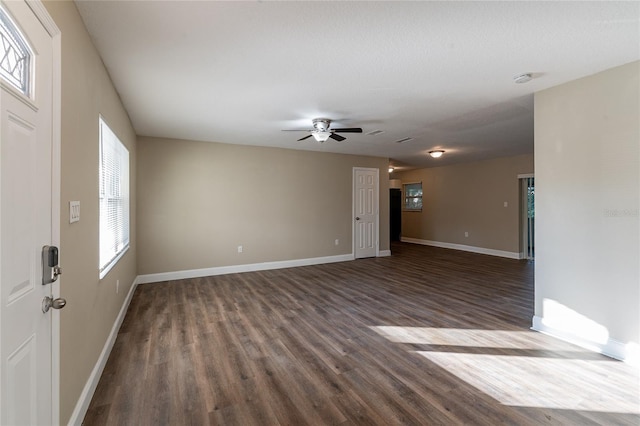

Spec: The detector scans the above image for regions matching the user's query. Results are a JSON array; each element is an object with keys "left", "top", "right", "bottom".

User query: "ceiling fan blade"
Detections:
[
  {"left": 331, "top": 128, "right": 363, "bottom": 133},
  {"left": 297, "top": 135, "right": 313, "bottom": 141},
  {"left": 282, "top": 129, "right": 312, "bottom": 132},
  {"left": 329, "top": 133, "right": 346, "bottom": 142}
]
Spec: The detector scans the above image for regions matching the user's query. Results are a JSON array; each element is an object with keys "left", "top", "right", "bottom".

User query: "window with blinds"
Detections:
[
  {"left": 99, "top": 117, "right": 129, "bottom": 278},
  {"left": 403, "top": 182, "right": 422, "bottom": 211}
]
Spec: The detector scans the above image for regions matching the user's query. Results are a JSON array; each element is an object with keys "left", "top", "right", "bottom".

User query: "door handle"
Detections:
[
  {"left": 42, "top": 296, "right": 67, "bottom": 313},
  {"left": 355, "top": 217, "right": 361, "bottom": 221}
]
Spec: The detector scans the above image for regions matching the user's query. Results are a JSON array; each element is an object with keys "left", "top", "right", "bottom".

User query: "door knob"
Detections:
[
  {"left": 356, "top": 217, "right": 361, "bottom": 221},
  {"left": 42, "top": 296, "right": 67, "bottom": 313}
]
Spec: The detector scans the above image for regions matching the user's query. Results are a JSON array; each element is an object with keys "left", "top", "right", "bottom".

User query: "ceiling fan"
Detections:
[{"left": 283, "top": 118, "right": 363, "bottom": 142}]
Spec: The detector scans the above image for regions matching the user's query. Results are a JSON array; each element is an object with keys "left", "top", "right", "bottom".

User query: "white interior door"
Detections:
[
  {"left": 0, "top": 1, "right": 57, "bottom": 424},
  {"left": 353, "top": 168, "right": 378, "bottom": 259}
]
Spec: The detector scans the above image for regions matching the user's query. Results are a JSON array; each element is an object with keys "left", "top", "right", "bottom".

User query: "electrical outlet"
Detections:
[
  {"left": 464, "top": 232, "right": 469, "bottom": 238},
  {"left": 116, "top": 279, "right": 119, "bottom": 294},
  {"left": 504, "top": 201, "right": 508, "bottom": 207},
  {"left": 238, "top": 245, "right": 243, "bottom": 253},
  {"left": 335, "top": 239, "right": 339, "bottom": 246}
]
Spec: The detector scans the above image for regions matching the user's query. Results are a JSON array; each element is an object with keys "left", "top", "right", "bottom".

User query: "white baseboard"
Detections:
[
  {"left": 532, "top": 315, "right": 639, "bottom": 366},
  {"left": 379, "top": 250, "right": 391, "bottom": 257},
  {"left": 400, "top": 237, "right": 520, "bottom": 259},
  {"left": 137, "top": 253, "right": 355, "bottom": 284},
  {"left": 68, "top": 277, "right": 139, "bottom": 426}
]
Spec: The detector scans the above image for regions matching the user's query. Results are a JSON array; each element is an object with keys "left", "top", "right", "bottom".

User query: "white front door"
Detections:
[
  {"left": 353, "top": 168, "right": 378, "bottom": 259},
  {"left": 0, "top": 1, "right": 58, "bottom": 424}
]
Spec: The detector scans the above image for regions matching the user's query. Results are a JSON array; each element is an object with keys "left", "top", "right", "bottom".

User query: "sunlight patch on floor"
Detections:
[
  {"left": 416, "top": 350, "right": 640, "bottom": 414},
  {"left": 370, "top": 326, "right": 640, "bottom": 414},
  {"left": 371, "top": 326, "right": 576, "bottom": 350}
]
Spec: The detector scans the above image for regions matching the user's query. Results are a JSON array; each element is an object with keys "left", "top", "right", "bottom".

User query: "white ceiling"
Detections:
[{"left": 75, "top": 1, "right": 639, "bottom": 170}]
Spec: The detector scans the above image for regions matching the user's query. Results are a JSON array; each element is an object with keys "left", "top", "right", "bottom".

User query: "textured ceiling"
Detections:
[{"left": 75, "top": 1, "right": 639, "bottom": 170}]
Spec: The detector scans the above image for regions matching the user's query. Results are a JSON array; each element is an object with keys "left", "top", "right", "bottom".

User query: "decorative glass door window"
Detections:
[{"left": 0, "top": 6, "right": 32, "bottom": 96}]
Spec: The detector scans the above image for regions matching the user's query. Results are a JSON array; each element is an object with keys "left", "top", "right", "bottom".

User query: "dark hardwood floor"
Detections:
[{"left": 84, "top": 243, "right": 640, "bottom": 425}]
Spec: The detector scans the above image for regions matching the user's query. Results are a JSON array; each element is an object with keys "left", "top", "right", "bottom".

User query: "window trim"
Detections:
[
  {"left": 98, "top": 116, "right": 130, "bottom": 279},
  {"left": 403, "top": 181, "right": 423, "bottom": 212}
]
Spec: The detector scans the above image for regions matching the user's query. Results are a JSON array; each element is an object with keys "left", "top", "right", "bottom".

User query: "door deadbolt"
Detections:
[
  {"left": 42, "top": 245, "right": 62, "bottom": 285},
  {"left": 42, "top": 296, "right": 66, "bottom": 313}
]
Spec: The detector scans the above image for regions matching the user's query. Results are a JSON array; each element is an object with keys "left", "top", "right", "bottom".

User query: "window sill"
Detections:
[{"left": 99, "top": 245, "right": 130, "bottom": 280}]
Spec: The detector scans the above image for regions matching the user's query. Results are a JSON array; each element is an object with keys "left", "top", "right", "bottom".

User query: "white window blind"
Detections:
[{"left": 99, "top": 117, "right": 129, "bottom": 278}]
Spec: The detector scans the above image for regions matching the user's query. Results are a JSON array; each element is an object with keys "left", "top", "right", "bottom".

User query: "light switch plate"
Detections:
[{"left": 70, "top": 201, "right": 80, "bottom": 223}]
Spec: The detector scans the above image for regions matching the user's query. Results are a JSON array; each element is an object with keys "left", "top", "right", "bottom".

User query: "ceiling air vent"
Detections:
[
  {"left": 394, "top": 137, "right": 413, "bottom": 144},
  {"left": 366, "top": 130, "right": 384, "bottom": 136}
]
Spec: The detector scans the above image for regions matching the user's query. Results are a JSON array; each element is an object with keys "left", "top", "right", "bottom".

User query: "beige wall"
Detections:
[
  {"left": 534, "top": 61, "right": 639, "bottom": 360},
  {"left": 396, "top": 154, "right": 534, "bottom": 254},
  {"left": 43, "top": 1, "right": 137, "bottom": 424},
  {"left": 137, "top": 137, "right": 389, "bottom": 275}
]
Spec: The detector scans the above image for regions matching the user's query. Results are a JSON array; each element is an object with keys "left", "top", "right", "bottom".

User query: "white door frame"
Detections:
[
  {"left": 21, "top": 1, "right": 61, "bottom": 422},
  {"left": 352, "top": 167, "right": 379, "bottom": 258}
]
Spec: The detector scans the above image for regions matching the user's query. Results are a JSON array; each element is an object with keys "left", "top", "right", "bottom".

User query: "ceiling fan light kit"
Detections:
[
  {"left": 284, "top": 118, "right": 362, "bottom": 143},
  {"left": 429, "top": 150, "right": 445, "bottom": 158},
  {"left": 312, "top": 131, "right": 331, "bottom": 142}
]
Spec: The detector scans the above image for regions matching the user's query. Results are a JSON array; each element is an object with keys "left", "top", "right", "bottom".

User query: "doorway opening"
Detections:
[
  {"left": 390, "top": 188, "right": 401, "bottom": 241},
  {"left": 520, "top": 176, "right": 535, "bottom": 260}
]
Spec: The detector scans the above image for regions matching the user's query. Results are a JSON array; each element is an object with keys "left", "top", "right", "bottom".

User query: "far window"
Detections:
[
  {"left": 0, "top": 6, "right": 32, "bottom": 96},
  {"left": 99, "top": 117, "right": 129, "bottom": 278},
  {"left": 403, "top": 182, "right": 422, "bottom": 211}
]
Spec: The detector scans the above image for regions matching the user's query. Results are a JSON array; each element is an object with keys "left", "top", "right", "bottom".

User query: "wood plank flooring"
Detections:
[{"left": 84, "top": 243, "right": 640, "bottom": 425}]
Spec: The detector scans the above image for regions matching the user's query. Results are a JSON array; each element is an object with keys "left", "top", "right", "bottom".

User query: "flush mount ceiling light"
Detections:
[
  {"left": 429, "top": 150, "right": 445, "bottom": 158},
  {"left": 513, "top": 73, "right": 533, "bottom": 84},
  {"left": 388, "top": 167, "right": 394, "bottom": 173}
]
